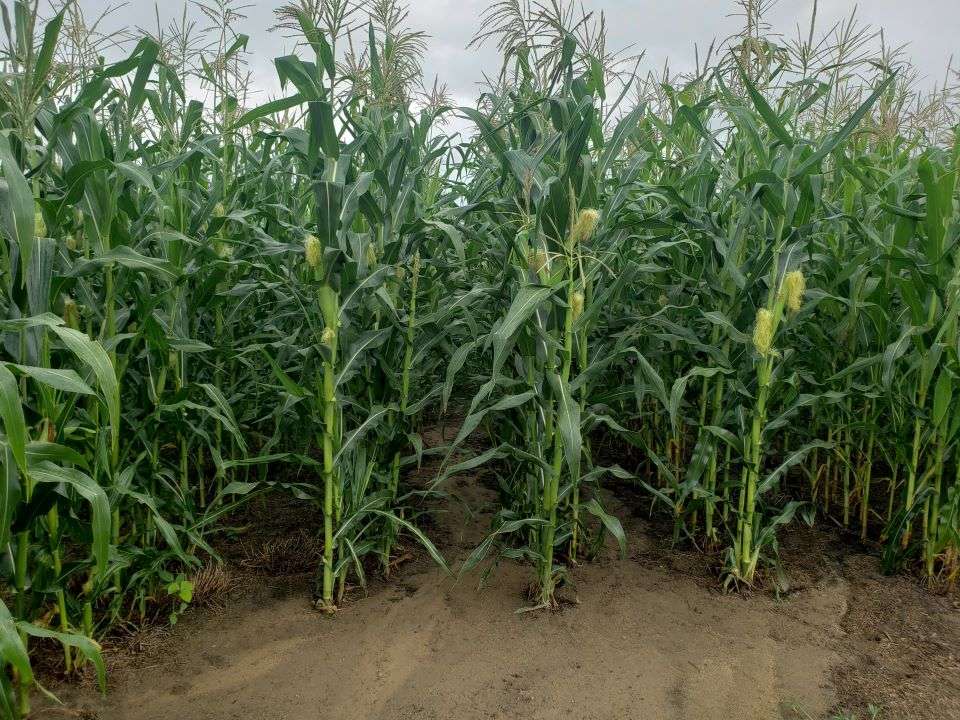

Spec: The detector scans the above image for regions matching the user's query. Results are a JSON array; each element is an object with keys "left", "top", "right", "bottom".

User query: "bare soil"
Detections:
[{"left": 43, "top": 428, "right": 960, "bottom": 720}]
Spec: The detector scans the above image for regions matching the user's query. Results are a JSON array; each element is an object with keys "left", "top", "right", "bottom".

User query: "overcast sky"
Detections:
[{"left": 72, "top": 0, "right": 958, "bottom": 105}]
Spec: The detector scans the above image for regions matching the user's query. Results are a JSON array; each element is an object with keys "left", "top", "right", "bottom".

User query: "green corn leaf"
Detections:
[
  {"left": 790, "top": 72, "right": 896, "bottom": 179},
  {"left": 738, "top": 63, "right": 795, "bottom": 148},
  {"left": 237, "top": 93, "right": 304, "bottom": 127},
  {"left": 490, "top": 285, "right": 554, "bottom": 377},
  {"left": 0, "top": 599, "right": 32, "bottom": 687},
  {"left": 31, "top": 5, "right": 66, "bottom": 97},
  {"left": 20, "top": 623, "right": 106, "bottom": 694},
  {"left": 442, "top": 339, "right": 477, "bottom": 413},
  {"left": 10, "top": 364, "right": 94, "bottom": 395},
  {"left": 29, "top": 461, "right": 110, "bottom": 574},
  {"left": 0, "top": 364, "right": 27, "bottom": 476},
  {"left": 49, "top": 324, "right": 120, "bottom": 453},
  {"left": 582, "top": 498, "right": 626, "bottom": 557},
  {"left": 0, "top": 133, "right": 34, "bottom": 283},
  {"left": 0, "top": 447, "right": 20, "bottom": 555},
  {"left": 334, "top": 405, "right": 393, "bottom": 465}
]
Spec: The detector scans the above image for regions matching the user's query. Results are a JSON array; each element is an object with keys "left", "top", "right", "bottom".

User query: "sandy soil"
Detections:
[{"left": 46, "top": 429, "right": 960, "bottom": 720}]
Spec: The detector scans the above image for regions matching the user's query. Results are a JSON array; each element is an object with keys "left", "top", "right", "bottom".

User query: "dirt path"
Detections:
[
  {"left": 50, "top": 429, "right": 958, "bottom": 720},
  {"left": 62, "top": 520, "right": 840, "bottom": 719}
]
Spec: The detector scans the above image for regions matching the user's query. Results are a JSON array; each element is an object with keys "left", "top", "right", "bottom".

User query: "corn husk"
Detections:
[
  {"left": 570, "top": 208, "right": 600, "bottom": 246},
  {"left": 571, "top": 291, "right": 585, "bottom": 321},
  {"left": 305, "top": 234, "right": 321, "bottom": 269},
  {"left": 781, "top": 270, "right": 806, "bottom": 312},
  {"left": 753, "top": 308, "right": 775, "bottom": 356}
]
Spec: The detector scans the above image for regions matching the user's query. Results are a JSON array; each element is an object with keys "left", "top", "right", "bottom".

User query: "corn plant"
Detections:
[{"left": 1, "top": 0, "right": 959, "bottom": 713}]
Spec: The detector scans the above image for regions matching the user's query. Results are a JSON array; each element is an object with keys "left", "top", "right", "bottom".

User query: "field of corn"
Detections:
[{"left": 1, "top": 0, "right": 959, "bottom": 716}]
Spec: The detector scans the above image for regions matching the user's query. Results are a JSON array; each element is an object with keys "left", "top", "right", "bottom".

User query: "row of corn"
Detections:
[{"left": 1, "top": 0, "right": 958, "bottom": 714}]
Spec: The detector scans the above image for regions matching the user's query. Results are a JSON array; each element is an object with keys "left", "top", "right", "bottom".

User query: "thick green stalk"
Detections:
[
  {"left": 704, "top": 365, "right": 726, "bottom": 544},
  {"left": 902, "top": 400, "right": 924, "bottom": 549},
  {"left": 925, "top": 431, "right": 945, "bottom": 578},
  {"left": 740, "top": 361, "right": 770, "bottom": 581},
  {"left": 47, "top": 506, "right": 72, "bottom": 672},
  {"left": 384, "top": 256, "right": 419, "bottom": 574},
  {"left": 15, "top": 469, "right": 32, "bottom": 715},
  {"left": 318, "top": 284, "right": 340, "bottom": 612},
  {"left": 842, "top": 392, "right": 853, "bottom": 527},
  {"left": 569, "top": 282, "right": 590, "bottom": 562},
  {"left": 860, "top": 421, "right": 876, "bottom": 542},
  {"left": 540, "top": 262, "right": 575, "bottom": 605}
]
